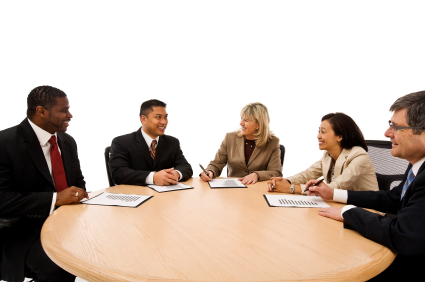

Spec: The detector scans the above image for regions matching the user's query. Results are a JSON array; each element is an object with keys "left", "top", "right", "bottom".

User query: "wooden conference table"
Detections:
[{"left": 41, "top": 177, "right": 395, "bottom": 281}]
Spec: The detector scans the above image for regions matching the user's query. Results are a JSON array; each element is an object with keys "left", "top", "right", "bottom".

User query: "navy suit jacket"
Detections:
[
  {"left": 344, "top": 161, "right": 425, "bottom": 278},
  {"left": 0, "top": 119, "right": 85, "bottom": 282},
  {"left": 109, "top": 127, "right": 193, "bottom": 186}
]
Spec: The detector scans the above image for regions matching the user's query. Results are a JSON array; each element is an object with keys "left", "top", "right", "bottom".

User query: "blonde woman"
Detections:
[{"left": 201, "top": 102, "right": 283, "bottom": 184}]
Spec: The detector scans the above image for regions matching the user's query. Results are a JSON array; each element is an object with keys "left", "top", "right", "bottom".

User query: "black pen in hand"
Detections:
[
  {"left": 199, "top": 164, "right": 212, "bottom": 181},
  {"left": 304, "top": 178, "right": 324, "bottom": 192}
]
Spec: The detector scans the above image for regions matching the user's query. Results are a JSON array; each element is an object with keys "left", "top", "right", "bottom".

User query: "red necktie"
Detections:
[
  {"left": 49, "top": 135, "right": 68, "bottom": 192},
  {"left": 150, "top": 140, "right": 157, "bottom": 159}
]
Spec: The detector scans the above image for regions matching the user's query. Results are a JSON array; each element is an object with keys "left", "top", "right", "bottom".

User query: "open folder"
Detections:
[
  {"left": 264, "top": 194, "right": 330, "bottom": 208},
  {"left": 81, "top": 192, "right": 153, "bottom": 208},
  {"left": 208, "top": 178, "right": 247, "bottom": 188},
  {"left": 147, "top": 183, "right": 193, "bottom": 193}
]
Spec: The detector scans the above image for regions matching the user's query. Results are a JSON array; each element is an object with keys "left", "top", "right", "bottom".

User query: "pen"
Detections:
[
  {"left": 199, "top": 164, "right": 212, "bottom": 181},
  {"left": 304, "top": 178, "right": 324, "bottom": 192}
]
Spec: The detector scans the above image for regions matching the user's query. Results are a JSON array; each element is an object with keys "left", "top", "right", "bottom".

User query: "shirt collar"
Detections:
[
  {"left": 27, "top": 118, "right": 57, "bottom": 147},
  {"left": 412, "top": 155, "right": 425, "bottom": 176},
  {"left": 141, "top": 127, "right": 159, "bottom": 147}
]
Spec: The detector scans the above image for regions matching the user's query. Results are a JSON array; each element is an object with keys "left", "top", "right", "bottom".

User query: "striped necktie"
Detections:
[
  {"left": 401, "top": 168, "right": 415, "bottom": 200},
  {"left": 150, "top": 140, "right": 157, "bottom": 159}
]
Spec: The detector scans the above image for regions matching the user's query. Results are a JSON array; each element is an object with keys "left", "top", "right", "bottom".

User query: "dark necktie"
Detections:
[
  {"left": 150, "top": 140, "right": 157, "bottom": 159},
  {"left": 49, "top": 135, "right": 68, "bottom": 192}
]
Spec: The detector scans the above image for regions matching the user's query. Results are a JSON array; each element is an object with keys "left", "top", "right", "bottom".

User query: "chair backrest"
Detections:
[
  {"left": 104, "top": 146, "right": 114, "bottom": 187},
  {"left": 366, "top": 140, "right": 409, "bottom": 191},
  {"left": 227, "top": 144, "right": 285, "bottom": 176},
  {"left": 279, "top": 144, "right": 285, "bottom": 167}
]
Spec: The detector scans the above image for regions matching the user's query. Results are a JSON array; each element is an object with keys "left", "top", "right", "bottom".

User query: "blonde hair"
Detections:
[{"left": 237, "top": 102, "right": 274, "bottom": 147}]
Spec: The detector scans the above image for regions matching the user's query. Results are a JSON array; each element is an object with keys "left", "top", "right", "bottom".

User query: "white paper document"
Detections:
[
  {"left": 147, "top": 183, "right": 193, "bottom": 193},
  {"left": 264, "top": 194, "right": 330, "bottom": 208},
  {"left": 208, "top": 178, "right": 247, "bottom": 188},
  {"left": 81, "top": 192, "right": 153, "bottom": 207}
]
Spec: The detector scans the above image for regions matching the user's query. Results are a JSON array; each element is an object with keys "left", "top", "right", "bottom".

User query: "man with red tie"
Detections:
[{"left": 0, "top": 86, "right": 88, "bottom": 282}]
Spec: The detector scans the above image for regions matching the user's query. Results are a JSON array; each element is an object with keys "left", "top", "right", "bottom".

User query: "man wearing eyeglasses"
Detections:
[{"left": 307, "top": 90, "right": 425, "bottom": 280}]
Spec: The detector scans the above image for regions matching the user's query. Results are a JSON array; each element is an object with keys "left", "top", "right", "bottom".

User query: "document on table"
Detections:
[
  {"left": 264, "top": 194, "right": 330, "bottom": 208},
  {"left": 81, "top": 192, "right": 153, "bottom": 208},
  {"left": 147, "top": 183, "right": 193, "bottom": 193},
  {"left": 208, "top": 178, "right": 247, "bottom": 188}
]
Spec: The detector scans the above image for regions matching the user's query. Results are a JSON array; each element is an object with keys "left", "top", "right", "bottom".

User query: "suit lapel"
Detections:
[
  {"left": 247, "top": 143, "right": 263, "bottom": 167},
  {"left": 236, "top": 135, "right": 246, "bottom": 167},
  {"left": 334, "top": 148, "right": 349, "bottom": 179},
  {"left": 21, "top": 119, "right": 55, "bottom": 189},
  {"left": 403, "top": 162, "right": 425, "bottom": 205},
  {"left": 322, "top": 153, "right": 332, "bottom": 183},
  {"left": 153, "top": 136, "right": 165, "bottom": 169},
  {"left": 57, "top": 133, "right": 71, "bottom": 186},
  {"left": 136, "top": 127, "right": 154, "bottom": 167}
]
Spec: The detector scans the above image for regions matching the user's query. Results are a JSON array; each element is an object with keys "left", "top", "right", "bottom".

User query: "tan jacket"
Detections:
[
  {"left": 206, "top": 132, "right": 283, "bottom": 181},
  {"left": 286, "top": 146, "right": 379, "bottom": 191}
]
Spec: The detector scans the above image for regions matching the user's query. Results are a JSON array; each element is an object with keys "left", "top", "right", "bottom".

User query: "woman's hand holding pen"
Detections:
[
  {"left": 306, "top": 179, "right": 334, "bottom": 200},
  {"left": 200, "top": 170, "right": 214, "bottom": 182},
  {"left": 267, "top": 177, "right": 291, "bottom": 192}
]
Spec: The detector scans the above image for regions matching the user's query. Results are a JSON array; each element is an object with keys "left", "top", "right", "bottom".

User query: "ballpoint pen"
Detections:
[
  {"left": 304, "top": 178, "right": 324, "bottom": 192},
  {"left": 199, "top": 164, "right": 212, "bottom": 181}
]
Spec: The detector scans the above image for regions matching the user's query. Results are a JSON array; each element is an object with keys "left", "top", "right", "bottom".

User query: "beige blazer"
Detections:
[
  {"left": 206, "top": 132, "right": 283, "bottom": 181},
  {"left": 286, "top": 146, "right": 379, "bottom": 191}
]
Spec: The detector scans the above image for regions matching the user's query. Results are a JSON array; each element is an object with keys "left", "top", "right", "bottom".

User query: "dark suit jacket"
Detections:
[
  {"left": 0, "top": 119, "right": 85, "bottom": 282},
  {"left": 344, "top": 161, "right": 425, "bottom": 279},
  {"left": 109, "top": 127, "right": 193, "bottom": 186}
]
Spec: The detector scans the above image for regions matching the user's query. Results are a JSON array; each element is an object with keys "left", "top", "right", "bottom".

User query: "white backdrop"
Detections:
[{"left": 1, "top": 1, "right": 424, "bottom": 192}]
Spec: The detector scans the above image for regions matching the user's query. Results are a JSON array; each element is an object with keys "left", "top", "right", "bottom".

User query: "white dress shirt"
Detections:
[
  {"left": 28, "top": 118, "right": 59, "bottom": 215},
  {"left": 141, "top": 128, "right": 182, "bottom": 184},
  {"left": 335, "top": 155, "right": 425, "bottom": 218}
]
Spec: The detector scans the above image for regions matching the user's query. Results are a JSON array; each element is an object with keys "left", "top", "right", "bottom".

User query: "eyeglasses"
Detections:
[{"left": 388, "top": 120, "right": 425, "bottom": 132}]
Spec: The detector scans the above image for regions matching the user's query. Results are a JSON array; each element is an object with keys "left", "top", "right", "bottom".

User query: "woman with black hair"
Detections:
[{"left": 267, "top": 112, "right": 379, "bottom": 194}]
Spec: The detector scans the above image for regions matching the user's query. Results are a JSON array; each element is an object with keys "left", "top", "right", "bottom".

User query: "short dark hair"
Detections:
[
  {"left": 27, "top": 86, "right": 67, "bottom": 118},
  {"left": 390, "top": 90, "right": 425, "bottom": 135},
  {"left": 140, "top": 99, "right": 167, "bottom": 116},
  {"left": 322, "top": 112, "right": 368, "bottom": 152}
]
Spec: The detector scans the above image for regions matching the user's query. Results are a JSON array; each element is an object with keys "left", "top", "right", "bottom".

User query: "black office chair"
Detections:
[
  {"left": 279, "top": 144, "right": 285, "bottom": 167},
  {"left": 105, "top": 146, "right": 115, "bottom": 187},
  {"left": 227, "top": 144, "right": 285, "bottom": 176},
  {"left": 366, "top": 140, "right": 409, "bottom": 191},
  {"left": 0, "top": 217, "right": 38, "bottom": 281}
]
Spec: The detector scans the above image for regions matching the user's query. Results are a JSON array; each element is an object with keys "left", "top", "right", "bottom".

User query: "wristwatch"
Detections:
[{"left": 290, "top": 184, "right": 295, "bottom": 194}]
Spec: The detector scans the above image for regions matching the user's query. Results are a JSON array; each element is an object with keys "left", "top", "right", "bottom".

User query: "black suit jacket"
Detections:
[
  {"left": 344, "top": 161, "right": 425, "bottom": 279},
  {"left": 109, "top": 127, "right": 193, "bottom": 186},
  {"left": 0, "top": 119, "right": 85, "bottom": 282}
]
